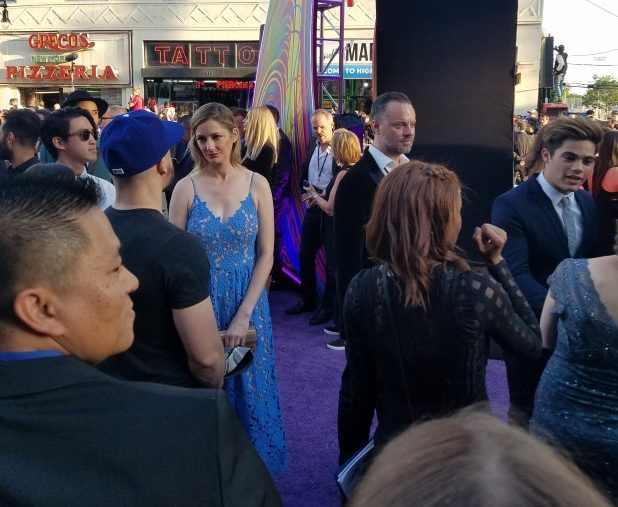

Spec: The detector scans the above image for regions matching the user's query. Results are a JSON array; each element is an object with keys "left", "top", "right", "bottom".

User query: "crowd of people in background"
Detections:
[{"left": 0, "top": 87, "right": 616, "bottom": 507}]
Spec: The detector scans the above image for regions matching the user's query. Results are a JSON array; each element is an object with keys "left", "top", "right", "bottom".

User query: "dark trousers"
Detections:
[
  {"left": 325, "top": 216, "right": 339, "bottom": 328},
  {"left": 504, "top": 350, "right": 545, "bottom": 427},
  {"left": 337, "top": 364, "right": 354, "bottom": 465},
  {"left": 299, "top": 206, "right": 336, "bottom": 310},
  {"left": 272, "top": 196, "right": 286, "bottom": 283}
]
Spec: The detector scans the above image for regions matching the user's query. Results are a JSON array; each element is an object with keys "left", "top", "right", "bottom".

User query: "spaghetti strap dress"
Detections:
[{"left": 186, "top": 174, "right": 288, "bottom": 475}]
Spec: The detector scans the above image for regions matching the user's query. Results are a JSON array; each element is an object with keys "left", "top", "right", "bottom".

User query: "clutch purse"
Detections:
[
  {"left": 336, "top": 440, "right": 375, "bottom": 500},
  {"left": 219, "top": 325, "right": 257, "bottom": 353}
]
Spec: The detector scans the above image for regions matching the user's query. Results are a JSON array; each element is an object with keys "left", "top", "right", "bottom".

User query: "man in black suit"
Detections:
[
  {"left": 335, "top": 92, "right": 416, "bottom": 463},
  {"left": 0, "top": 174, "right": 281, "bottom": 506},
  {"left": 286, "top": 109, "right": 339, "bottom": 325},
  {"left": 492, "top": 115, "right": 602, "bottom": 424}
]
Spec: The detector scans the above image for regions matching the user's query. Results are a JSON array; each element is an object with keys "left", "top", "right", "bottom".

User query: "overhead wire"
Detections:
[
  {"left": 570, "top": 48, "right": 618, "bottom": 56},
  {"left": 582, "top": 0, "right": 618, "bottom": 18}
]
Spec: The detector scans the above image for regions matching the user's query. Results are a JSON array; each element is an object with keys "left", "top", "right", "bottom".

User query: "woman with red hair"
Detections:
[{"left": 343, "top": 161, "right": 542, "bottom": 456}]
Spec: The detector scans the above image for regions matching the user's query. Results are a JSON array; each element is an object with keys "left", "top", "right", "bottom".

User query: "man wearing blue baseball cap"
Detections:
[{"left": 97, "top": 110, "right": 225, "bottom": 389}]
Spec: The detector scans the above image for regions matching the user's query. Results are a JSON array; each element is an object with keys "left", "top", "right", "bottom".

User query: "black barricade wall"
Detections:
[
  {"left": 375, "top": 0, "right": 518, "bottom": 258},
  {"left": 540, "top": 36, "right": 555, "bottom": 89}
]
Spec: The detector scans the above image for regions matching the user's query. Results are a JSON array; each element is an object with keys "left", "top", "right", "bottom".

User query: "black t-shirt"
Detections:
[
  {"left": 99, "top": 208, "right": 211, "bottom": 387},
  {"left": 0, "top": 156, "right": 39, "bottom": 188}
]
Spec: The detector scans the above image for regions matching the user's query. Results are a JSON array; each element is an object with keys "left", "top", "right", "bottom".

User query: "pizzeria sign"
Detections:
[{"left": 0, "top": 31, "right": 132, "bottom": 86}]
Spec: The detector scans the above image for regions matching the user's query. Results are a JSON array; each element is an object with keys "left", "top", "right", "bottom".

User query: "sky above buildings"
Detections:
[{"left": 542, "top": 0, "right": 618, "bottom": 93}]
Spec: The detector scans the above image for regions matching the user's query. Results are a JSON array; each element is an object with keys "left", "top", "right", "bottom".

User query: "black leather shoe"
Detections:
[
  {"left": 309, "top": 307, "right": 332, "bottom": 325},
  {"left": 285, "top": 301, "right": 316, "bottom": 315}
]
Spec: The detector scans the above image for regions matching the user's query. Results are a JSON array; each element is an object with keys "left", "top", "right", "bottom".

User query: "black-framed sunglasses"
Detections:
[{"left": 66, "top": 129, "right": 98, "bottom": 142}]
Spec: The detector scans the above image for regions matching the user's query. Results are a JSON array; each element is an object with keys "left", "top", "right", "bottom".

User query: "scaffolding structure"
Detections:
[{"left": 313, "top": 0, "right": 345, "bottom": 111}]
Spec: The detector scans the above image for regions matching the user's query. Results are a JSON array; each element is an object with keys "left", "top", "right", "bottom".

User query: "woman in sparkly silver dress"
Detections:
[{"left": 531, "top": 233, "right": 618, "bottom": 504}]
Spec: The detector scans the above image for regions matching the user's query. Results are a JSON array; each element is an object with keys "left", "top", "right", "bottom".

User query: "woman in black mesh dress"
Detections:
[{"left": 343, "top": 161, "right": 542, "bottom": 455}]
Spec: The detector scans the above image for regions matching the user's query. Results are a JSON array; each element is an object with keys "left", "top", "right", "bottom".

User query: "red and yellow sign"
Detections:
[
  {"left": 6, "top": 64, "right": 117, "bottom": 81},
  {"left": 28, "top": 33, "right": 95, "bottom": 53},
  {"left": 0, "top": 31, "right": 131, "bottom": 86}
]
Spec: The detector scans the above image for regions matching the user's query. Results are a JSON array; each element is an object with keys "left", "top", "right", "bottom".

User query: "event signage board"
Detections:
[
  {"left": 0, "top": 31, "right": 131, "bottom": 86},
  {"left": 320, "top": 39, "right": 373, "bottom": 79}
]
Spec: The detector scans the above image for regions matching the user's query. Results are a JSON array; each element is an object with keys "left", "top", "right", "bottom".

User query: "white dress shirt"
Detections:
[
  {"left": 368, "top": 145, "right": 410, "bottom": 176},
  {"left": 537, "top": 172, "right": 583, "bottom": 253},
  {"left": 308, "top": 144, "right": 334, "bottom": 190}
]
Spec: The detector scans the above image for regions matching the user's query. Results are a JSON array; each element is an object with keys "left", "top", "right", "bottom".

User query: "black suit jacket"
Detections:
[
  {"left": 271, "top": 129, "right": 293, "bottom": 204},
  {"left": 491, "top": 175, "right": 596, "bottom": 317},
  {"left": 301, "top": 138, "right": 338, "bottom": 192},
  {"left": 0, "top": 355, "right": 281, "bottom": 507},
  {"left": 334, "top": 148, "right": 383, "bottom": 305}
]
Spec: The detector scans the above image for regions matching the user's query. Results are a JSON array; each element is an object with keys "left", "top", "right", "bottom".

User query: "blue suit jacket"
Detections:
[{"left": 491, "top": 175, "right": 596, "bottom": 317}]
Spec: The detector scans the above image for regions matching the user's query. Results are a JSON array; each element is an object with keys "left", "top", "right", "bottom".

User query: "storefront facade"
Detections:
[
  {"left": 0, "top": 31, "right": 131, "bottom": 108},
  {"left": 0, "top": 1, "right": 273, "bottom": 110},
  {"left": 141, "top": 40, "right": 259, "bottom": 111},
  {"left": 0, "top": 0, "right": 377, "bottom": 111}
]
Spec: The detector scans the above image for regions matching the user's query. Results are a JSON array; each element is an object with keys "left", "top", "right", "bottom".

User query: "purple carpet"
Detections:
[{"left": 269, "top": 289, "right": 509, "bottom": 506}]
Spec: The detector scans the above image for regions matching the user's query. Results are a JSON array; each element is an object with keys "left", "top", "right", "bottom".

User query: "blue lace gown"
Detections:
[
  {"left": 531, "top": 259, "right": 618, "bottom": 503},
  {"left": 186, "top": 177, "right": 288, "bottom": 475}
]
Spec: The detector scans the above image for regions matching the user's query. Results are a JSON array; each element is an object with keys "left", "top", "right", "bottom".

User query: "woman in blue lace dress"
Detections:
[
  {"left": 531, "top": 242, "right": 618, "bottom": 504},
  {"left": 169, "top": 102, "right": 287, "bottom": 474}
]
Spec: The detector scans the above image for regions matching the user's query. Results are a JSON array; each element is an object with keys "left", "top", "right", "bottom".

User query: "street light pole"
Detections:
[{"left": 65, "top": 52, "right": 78, "bottom": 92}]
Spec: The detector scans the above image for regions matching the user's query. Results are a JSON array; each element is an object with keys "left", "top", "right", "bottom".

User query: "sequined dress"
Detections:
[
  {"left": 186, "top": 177, "right": 288, "bottom": 475},
  {"left": 531, "top": 259, "right": 618, "bottom": 503}
]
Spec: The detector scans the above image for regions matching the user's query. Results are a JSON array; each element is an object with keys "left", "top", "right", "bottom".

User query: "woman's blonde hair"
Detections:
[
  {"left": 366, "top": 161, "right": 468, "bottom": 309},
  {"left": 331, "top": 128, "right": 362, "bottom": 167},
  {"left": 189, "top": 102, "right": 242, "bottom": 172},
  {"left": 244, "top": 106, "right": 279, "bottom": 164},
  {"left": 350, "top": 411, "right": 612, "bottom": 507}
]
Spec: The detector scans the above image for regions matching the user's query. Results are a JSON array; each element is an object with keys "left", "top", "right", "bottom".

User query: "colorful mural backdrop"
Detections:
[{"left": 253, "top": 0, "right": 316, "bottom": 283}]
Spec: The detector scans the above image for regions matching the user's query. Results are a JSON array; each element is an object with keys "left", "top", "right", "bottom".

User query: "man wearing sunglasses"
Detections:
[
  {"left": 40, "top": 107, "right": 116, "bottom": 209},
  {"left": 39, "top": 89, "right": 114, "bottom": 183}
]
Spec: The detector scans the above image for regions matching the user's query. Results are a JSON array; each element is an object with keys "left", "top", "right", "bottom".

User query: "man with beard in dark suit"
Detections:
[{"left": 335, "top": 91, "right": 416, "bottom": 464}]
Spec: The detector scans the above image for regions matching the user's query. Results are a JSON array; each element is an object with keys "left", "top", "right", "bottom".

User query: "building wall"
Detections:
[
  {"left": 515, "top": 0, "right": 544, "bottom": 115},
  {"left": 0, "top": 0, "right": 377, "bottom": 107},
  {"left": 0, "top": 1, "right": 272, "bottom": 106},
  {"left": 0, "top": 0, "right": 540, "bottom": 113}
]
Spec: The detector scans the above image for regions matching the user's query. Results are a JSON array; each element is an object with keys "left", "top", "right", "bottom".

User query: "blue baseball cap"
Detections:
[{"left": 100, "top": 110, "right": 184, "bottom": 176}]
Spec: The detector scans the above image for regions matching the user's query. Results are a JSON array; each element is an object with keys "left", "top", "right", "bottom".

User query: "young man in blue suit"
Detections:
[{"left": 491, "top": 115, "right": 603, "bottom": 424}]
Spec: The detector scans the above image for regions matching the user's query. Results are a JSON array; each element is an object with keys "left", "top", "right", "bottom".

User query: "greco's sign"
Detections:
[
  {"left": 28, "top": 33, "right": 95, "bottom": 53},
  {"left": 0, "top": 31, "right": 132, "bottom": 86}
]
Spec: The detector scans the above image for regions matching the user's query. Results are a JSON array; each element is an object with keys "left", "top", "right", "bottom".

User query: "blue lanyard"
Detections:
[{"left": 0, "top": 350, "right": 64, "bottom": 362}]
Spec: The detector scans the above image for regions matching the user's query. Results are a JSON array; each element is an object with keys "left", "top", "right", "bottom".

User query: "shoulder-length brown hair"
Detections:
[
  {"left": 365, "top": 161, "right": 468, "bottom": 309},
  {"left": 189, "top": 102, "right": 242, "bottom": 173}
]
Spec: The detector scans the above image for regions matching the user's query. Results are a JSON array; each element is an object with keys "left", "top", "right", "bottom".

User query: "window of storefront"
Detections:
[{"left": 142, "top": 41, "right": 259, "bottom": 112}]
